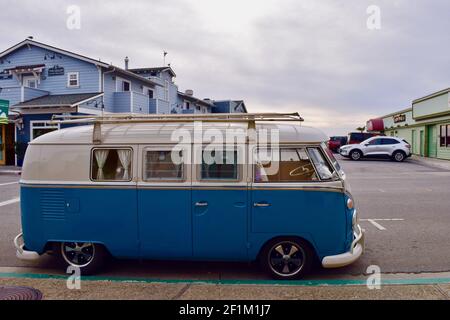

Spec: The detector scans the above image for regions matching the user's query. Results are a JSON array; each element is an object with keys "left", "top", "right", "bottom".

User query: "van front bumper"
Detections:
[
  {"left": 14, "top": 232, "right": 40, "bottom": 261},
  {"left": 322, "top": 224, "right": 365, "bottom": 268}
]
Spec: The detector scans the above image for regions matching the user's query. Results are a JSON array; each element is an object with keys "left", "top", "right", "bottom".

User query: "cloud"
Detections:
[{"left": 0, "top": 0, "right": 449, "bottom": 135}]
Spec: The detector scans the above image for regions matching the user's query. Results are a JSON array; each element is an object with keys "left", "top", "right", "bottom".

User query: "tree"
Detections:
[{"left": 356, "top": 126, "right": 365, "bottom": 133}]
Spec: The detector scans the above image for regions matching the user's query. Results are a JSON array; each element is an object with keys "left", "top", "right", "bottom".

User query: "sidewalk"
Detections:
[
  {"left": 0, "top": 166, "right": 21, "bottom": 175},
  {"left": 409, "top": 155, "right": 450, "bottom": 171},
  {"left": 1, "top": 271, "right": 450, "bottom": 300}
]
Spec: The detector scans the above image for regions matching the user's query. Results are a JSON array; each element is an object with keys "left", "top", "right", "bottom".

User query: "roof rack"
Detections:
[
  {"left": 51, "top": 112, "right": 303, "bottom": 123},
  {"left": 50, "top": 113, "right": 304, "bottom": 144}
]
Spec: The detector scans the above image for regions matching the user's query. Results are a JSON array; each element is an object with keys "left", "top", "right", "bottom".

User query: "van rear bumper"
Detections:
[
  {"left": 322, "top": 224, "right": 365, "bottom": 268},
  {"left": 14, "top": 232, "right": 40, "bottom": 261}
]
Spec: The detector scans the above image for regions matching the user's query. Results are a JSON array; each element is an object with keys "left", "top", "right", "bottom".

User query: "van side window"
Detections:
[
  {"left": 144, "top": 150, "right": 184, "bottom": 181},
  {"left": 201, "top": 149, "right": 239, "bottom": 180},
  {"left": 91, "top": 148, "right": 132, "bottom": 181},
  {"left": 254, "top": 148, "right": 318, "bottom": 183}
]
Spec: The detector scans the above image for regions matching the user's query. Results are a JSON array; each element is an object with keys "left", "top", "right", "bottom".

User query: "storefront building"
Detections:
[{"left": 367, "top": 87, "right": 450, "bottom": 160}]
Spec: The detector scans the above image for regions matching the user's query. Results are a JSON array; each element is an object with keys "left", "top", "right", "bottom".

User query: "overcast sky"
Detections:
[{"left": 1, "top": 0, "right": 449, "bottom": 135}]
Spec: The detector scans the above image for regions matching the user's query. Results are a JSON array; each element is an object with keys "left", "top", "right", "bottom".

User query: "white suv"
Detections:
[{"left": 339, "top": 136, "right": 411, "bottom": 162}]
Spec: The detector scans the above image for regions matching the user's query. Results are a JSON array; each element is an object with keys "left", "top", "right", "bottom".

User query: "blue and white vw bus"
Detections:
[{"left": 14, "top": 113, "right": 364, "bottom": 279}]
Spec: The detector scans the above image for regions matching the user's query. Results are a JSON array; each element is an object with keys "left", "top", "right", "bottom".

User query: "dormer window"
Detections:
[{"left": 67, "top": 72, "right": 79, "bottom": 88}]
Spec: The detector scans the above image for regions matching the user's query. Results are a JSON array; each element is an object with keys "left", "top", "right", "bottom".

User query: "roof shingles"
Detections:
[{"left": 13, "top": 93, "right": 103, "bottom": 108}]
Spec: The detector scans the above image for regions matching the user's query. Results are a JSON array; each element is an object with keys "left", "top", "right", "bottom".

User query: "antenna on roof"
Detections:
[
  {"left": 163, "top": 51, "right": 168, "bottom": 66},
  {"left": 28, "top": 36, "right": 34, "bottom": 40}
]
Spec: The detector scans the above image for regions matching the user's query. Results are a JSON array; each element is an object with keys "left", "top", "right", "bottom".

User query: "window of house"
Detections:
[
  {"left": 200, "top": 149, "right": 239, "bottom": 181},
  {"left": 122, "top": 80, "right": 130, "bottom": 92},
  {"left": 147, "top": 89, "right": 154, "bottom": 98},
  {"left": 143, "top": 150, "right": 184, "bottom": 181},
  {"left": 447, "top": 125, "right": 450, "bottom": 147},
  {"left": 67, "top": 72, "right": 79, "bottom": 88},
  {"left": 185, "top": 102, "right": 190, "bottom": 110},
  {"left": 254, "top": 148, "right": 320, "bottom": 183},
  {"left": 441, "top": 125, "right": 450, "bottom": 147},
  {"left": 91, "top": 148, "right": 132, "bottom": 181},
  {"left": 30, "top": 121, "right": 59, "bottom": 140},
  {"left": 196, "top": 105, "right": 201, "bottom": 111},
  {"left": 23, "top": 76, "right": 37, "bottom": 88}
]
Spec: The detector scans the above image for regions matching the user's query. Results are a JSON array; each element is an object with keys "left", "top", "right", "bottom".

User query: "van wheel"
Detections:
[
  {"left": 350, "top": 150, "right": 362, "bottom": 161},
  {"left": 57, "top": 242, "right": 107, "bottom": 275},
  {"left": 260, "top": 238, "right": 313, "bottom": 280},
  {"left": 392, "top": 151, "right": 406, "bottom": 162}
]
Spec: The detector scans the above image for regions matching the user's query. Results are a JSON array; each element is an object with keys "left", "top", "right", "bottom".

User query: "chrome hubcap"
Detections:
[
  {"left": 268, "top": 242, "right": 305, "bottom": 277},
  {"left": 62, "top": 242, "right": 95, "bottom": 267},
  {"left": 395, "top": 153, "right": 403, "bottom": 161},
  {"left": 351, "top": 152, "right": 360, "bottom": 160}
]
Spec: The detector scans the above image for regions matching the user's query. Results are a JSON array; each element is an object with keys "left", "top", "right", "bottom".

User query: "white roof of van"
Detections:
[{"left": 31, "top": 123, "right": 328, "bottom": 145}]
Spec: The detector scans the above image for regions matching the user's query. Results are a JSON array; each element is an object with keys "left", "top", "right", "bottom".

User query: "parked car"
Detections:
[
  {"left": 14, "top": 113, "right": 364, "bottom": 280},
  {"left": 347, "top": 132, "right": 380, "bottom": 145},
  {"left": 339, "top": 136, "right": 411, "bottom": 162},
  {"left": 328, "top": 136, "right": 348, "bottom": 153}
]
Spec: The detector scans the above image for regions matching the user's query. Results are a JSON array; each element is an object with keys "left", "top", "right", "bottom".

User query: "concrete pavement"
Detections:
[
  {"left": 409, "top": 155, "right": 450, "bottom": 171},
  {"left": 1, "top": 271, "right": 450, "bottom": 299}
]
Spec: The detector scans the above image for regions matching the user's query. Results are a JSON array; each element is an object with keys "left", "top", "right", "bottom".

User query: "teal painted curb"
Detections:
[{"left": 1, "top": 272, "right": 450, "bottom": 287}]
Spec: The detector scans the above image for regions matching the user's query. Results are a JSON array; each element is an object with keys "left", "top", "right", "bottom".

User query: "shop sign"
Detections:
[
  {"left": 393, "top": 114, "right": 406, "bottom": 123},
  {"left": 0, "top": 99, "right": 9, "bottom": 125},
  {"left": 48, "top": 65, "right": 65, "bottom": 76},
  {"left": 0, "top": 70, "right": 12, "bottom": 80}
]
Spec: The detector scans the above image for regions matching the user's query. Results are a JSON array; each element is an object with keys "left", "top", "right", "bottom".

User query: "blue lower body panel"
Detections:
[{"left": 21, "top": 186, "right": 139, "bottom": 258}]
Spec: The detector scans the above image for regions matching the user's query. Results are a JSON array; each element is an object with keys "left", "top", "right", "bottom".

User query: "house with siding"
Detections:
[{"left": 0, "top": 38, "right": 246, "bottom": 166}]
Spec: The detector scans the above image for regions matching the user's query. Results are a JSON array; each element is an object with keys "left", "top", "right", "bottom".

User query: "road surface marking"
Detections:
[
  {"left": 378, "top": 189, "right": 386, "bottom": 193},
  {"left": 367, "top": 219, "right": 386, "bottom": 230},
  {"left": 0, "top": 181, "right": 18, "bottom": 186},
  {"left": 0, "top": 197, "right": 20, "bottom": 207},
  {"left": 360, "top": 218, "right": 404, "bottom": 231}
]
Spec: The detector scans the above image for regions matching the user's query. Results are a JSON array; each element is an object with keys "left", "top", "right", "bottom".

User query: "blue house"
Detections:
[{"left": 0, "top": 38, "right": 246, "bottom": 166}]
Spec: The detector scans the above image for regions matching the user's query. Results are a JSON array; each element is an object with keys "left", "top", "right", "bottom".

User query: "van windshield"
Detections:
[
  {"left": 308, "top": 147, "right": 336, "bottom": 180},
  {"left": 321, "top": 143, "right": 343, "bottom": 175}
]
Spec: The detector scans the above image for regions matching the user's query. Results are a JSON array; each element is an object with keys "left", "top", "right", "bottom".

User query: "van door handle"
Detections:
[
  {"left": 254, "top": 202, "right": 271, "bottom": 207},
  {"left": 195, "top": 202, "right": 208, "bottom": 207}
]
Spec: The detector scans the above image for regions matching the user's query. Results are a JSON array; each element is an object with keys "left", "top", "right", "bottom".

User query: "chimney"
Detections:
[
  {"left": 124, "top": 56, "right": 129, "bottom": 70},
  {"left": 185, "top": 89, "right": 194, "bottom": 96}
]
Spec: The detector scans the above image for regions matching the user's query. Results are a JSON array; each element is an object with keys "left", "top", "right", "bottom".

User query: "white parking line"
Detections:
[
  {"left": 0, "top": 197, "right": 20, "bottom": 207},
  {"left": 367, "top": 219, "right": 386, "bottom": 230},
  {"left": 0, "top": 181, "right": 19, "bottom": 186},
  {"left": 360, "top": 218, "right": 405, "bottom": 231}
]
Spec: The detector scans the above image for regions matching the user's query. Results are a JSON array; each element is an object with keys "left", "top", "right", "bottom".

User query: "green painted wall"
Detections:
[{"left": 413, "top": 92, "right": 450, "bottom": 119}]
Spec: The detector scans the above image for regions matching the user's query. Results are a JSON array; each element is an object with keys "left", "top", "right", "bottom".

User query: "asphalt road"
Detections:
[{"left": 1, "top": 156, "right": 449, "bottom": 280}]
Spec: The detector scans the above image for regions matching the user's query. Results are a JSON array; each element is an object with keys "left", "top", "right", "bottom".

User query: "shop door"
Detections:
[{"left": 427, "top": 125, "right": 437, "bottom": 158}]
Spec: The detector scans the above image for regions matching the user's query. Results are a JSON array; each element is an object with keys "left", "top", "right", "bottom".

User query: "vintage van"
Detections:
[{"left": 14, "top": 113, "right": 364, "bottom": 279}]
